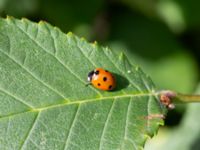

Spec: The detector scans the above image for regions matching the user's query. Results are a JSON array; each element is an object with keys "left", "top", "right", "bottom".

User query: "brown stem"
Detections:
[{"left": 176, "top": 93, "right": 200, "bottom": 103}]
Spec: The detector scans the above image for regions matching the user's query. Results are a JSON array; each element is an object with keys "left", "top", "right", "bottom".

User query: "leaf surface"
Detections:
[{"left": 0, "top": 17, "right": 164, "bottom": 150}]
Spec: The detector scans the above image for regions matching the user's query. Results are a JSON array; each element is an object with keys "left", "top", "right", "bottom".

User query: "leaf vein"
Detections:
[
  {"left": 122, "top": 97, "right": 137, "bottom": 149},
  {"left": 0, "top": 49, "right": 67, "bottom": 103},
  {"left": 75, "top": 40, "right": 98, "bottom": 68},
  {"left": 48, "top": 28, "right": 102, "bottom": 97},
  {"left": 99, "top": 99, "right": 115, "bottom": 150},
  {"left": 20, "top": 112, "right": 40, "bottom": 150},
  {"left": 0, "top": 87, "right": 33, "bottom": 109},
  {"left": 75, "top": 41, "right": 105, "bottom": 96},
  {"left": 0, "top": 93, "right": 156, "bottom": 120},
  {"left": 29, "top": 138, "right": 40, "bottom": 149},
  {"left": 14, "top": 22, "right": 102, "bottom": 98},
  {"left": 147, "top": 95, "right": 151, "bottom": 132},
  {"left": 63, "top": 104, "right": 80, "bottom": 150},
  {"left": 100, "top": 49, "right": 127, "bottom": 94},
  {"left": 5, "top": 117, "right": 10, "bottom": 137}
]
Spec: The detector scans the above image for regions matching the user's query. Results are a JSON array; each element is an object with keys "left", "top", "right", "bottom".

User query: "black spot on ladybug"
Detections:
[
  {"left": 109, "top": 85, "right": 112, "bottom": 89},
  {"left": 105, "top": 70, "right": 108, "bottom": 72},
  {"left": 95, "top": 70, "right": 99, "bottom": 75},
  {"left": 98, "top": 83, "right": 101, "bottom": 86},
  {"left": 103, "top": 77, "right": 107, "bottom": 82}
]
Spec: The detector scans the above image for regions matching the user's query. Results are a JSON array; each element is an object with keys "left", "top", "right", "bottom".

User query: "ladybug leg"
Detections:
[{"left": 85, "top": 82, "right": 92, "bottom": 87}]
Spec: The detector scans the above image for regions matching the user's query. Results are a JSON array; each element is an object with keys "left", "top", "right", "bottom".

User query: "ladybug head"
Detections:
[
  {"left": 87, "top": 70, "right": 95, "bottom": 82},
  {"left": 87, "top": 69, "right": 99, "bottom": 82}
]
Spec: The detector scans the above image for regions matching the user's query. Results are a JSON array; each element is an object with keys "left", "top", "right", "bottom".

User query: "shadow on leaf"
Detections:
[{"left": 112, "top": 73, "right": 129, "bottom": 91}]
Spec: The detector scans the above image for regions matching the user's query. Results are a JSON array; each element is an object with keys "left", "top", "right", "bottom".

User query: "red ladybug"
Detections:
[{"left": 87, "top": 68, "right": 116, "bottom": 91}]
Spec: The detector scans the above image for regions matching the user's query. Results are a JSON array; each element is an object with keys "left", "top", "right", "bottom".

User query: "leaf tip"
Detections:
[
  {"left": 144, "top": 133, "right": 151, "bottom": 139},
  {"left": 80, "top": 37, "right": 86, "bottom": 41},
  {"left": 5, "top": 16, "right": 15, "bottom": 23},
  {"left": 67, "top": 32, "right": 74, "bottom": 36},
  {"left": 90, "top": 40, "right": 98, "bottom": 48},
  {"left": 158, "top": 119, "right": 165, "bottom": 126},
  {"left": 93, "top": 40, "right": 98, "bottom": 45},
  {"left": 21, "top": 17, "right": 29, "bottom": 22},
  {"left": 119, "top": 52, "right": 131, "bottom": 64},
  {"left": 6, "top": 15, "right": 14, "bottom": 20},
  {"left": 5, "top": 16, "right": 16, "bottom": 25},
  {"left": 38, "top": 20, "right": 47, "bottom": 25}
]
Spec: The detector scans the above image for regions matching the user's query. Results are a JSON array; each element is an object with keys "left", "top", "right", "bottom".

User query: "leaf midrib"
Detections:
[{"left": 0, "top": 92, "right": 156, "bottom": 120}]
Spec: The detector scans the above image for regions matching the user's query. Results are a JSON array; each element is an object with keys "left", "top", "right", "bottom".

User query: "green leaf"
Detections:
[{"left": 0, "top": 17, "right": 164, "bottom": 150}]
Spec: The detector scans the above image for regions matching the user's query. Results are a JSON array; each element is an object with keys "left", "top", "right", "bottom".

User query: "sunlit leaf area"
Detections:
[{"left": 0, "top": 0, "right": 200, "bottom": 150}]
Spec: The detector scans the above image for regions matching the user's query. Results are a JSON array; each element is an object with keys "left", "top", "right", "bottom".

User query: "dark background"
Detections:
[{"left": 1, "top": 0, "right": 200, "bottom": 149}]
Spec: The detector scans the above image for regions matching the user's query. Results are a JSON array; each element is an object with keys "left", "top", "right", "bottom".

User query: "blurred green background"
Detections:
[{"left": 1, "top": 0, "right": 200, "bottom": 149}]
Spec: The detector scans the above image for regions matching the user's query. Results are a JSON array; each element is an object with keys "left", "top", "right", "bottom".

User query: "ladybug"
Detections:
[{"left": 87, "top": 68, "right": 116, "bottom": 91}]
